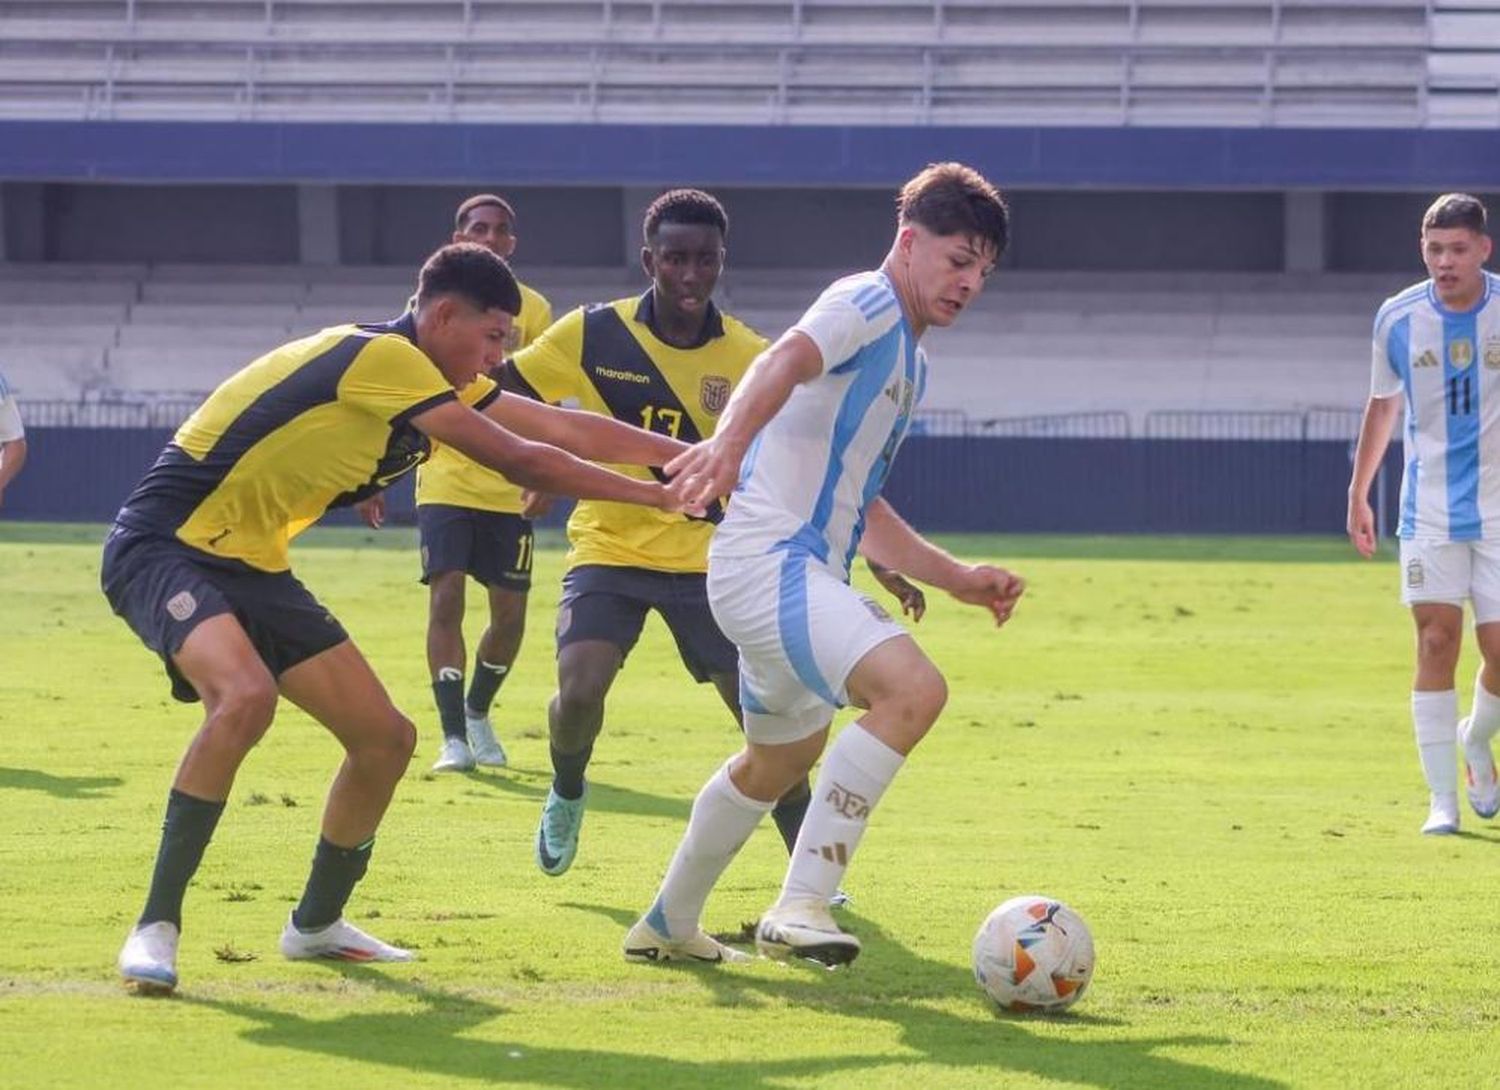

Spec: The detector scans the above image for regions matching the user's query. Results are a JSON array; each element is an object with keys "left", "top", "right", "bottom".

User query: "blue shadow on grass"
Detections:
[
  {"left": 0, "top": 766, "right": 123, "bottom": 799},
  {"left": 185, "top": 910, "right": 1288, "bottom": 1090}
]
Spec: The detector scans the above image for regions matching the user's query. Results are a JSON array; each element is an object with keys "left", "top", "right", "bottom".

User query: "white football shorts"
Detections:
[
  {"left": 1398, "top": 538, "right": 1500, "bottom": 623},
  {"left": 707, "top": 548, "right": 908, "bottom": 745}
]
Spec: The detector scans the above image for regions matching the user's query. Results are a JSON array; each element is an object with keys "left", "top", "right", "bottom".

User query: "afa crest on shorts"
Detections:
[{"left": 700, "top": 375, "right": 731, "bottom": 414}]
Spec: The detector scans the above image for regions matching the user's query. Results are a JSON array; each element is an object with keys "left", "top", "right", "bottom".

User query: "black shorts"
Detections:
[
  {"left": 417, "top": 504, "right": 533, "bottom": 591},
  {"left": 100, "top": 526, "right": 349, "bottom": 703},
  {"left": 556, "top": 564, "right": 738, "bottom": 683}
]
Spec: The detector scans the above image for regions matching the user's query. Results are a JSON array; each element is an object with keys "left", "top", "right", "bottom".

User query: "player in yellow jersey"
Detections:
[
  {"left": 106, "top": 243, "right": 698, "bottom": 996},
  {"left": 503, "top": 189, "right": 923, "bottom": 882},
  {"left": 364, "top": 194, "right": 554, "bottom": 772}
]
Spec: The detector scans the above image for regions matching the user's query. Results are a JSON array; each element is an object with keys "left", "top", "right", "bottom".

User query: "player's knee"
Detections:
[
  {"left": 878, "top": 664, "right": 948, "bottom": 734},
  {"left": 207, "top": 677, "right": 278, "bottom": 751},
  {"left": 351, "top": 709, "right": 417, "bottom": 771},
  {"left": 554, "top": 675, "right": 608, "bottom": 725},
  {"left": 1416, "top": 623, "right": 1461, "bottom": 665},
  {"left": 428, "top": 577, "right": 465, "bottom": 626}
]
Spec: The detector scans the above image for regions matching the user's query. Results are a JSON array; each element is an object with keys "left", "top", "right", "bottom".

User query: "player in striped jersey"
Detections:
[
  {"left": 1348, "top": 192, "right": 1500, "bottom": 834},
  {"left": 624, "top": 163, "right": 1024, "bottom": 966}
]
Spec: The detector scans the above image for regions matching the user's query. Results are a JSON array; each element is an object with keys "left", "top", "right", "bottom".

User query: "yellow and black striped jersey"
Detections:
[
  {"left": 508, "top": 291, "right": 766, "bottom": 573},
  {"left": 116, "top": 314, "right": 498, "bottom": 573},
  {"left": 414, "top": 279, "right": 552, "bottom": 513}
]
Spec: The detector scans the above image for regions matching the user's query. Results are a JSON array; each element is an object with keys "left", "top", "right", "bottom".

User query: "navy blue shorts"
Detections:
[
  {"left": 417, "top": 504, "right": 533, "bottom": 590},
  {"left": 556, "top": 564, "right": 737, "bottom": 683},
  {"left": 100, "top": 526, "right": 348, "bottom": 703}
]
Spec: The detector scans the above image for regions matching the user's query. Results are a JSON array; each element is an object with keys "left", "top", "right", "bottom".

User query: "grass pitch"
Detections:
[{"left": 1, "top": 524, "right": 1495, "bottom": 1090}]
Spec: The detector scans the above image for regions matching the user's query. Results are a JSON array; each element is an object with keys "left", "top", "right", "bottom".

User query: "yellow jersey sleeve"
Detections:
[
  {"left": 336, "top": 334, "right": 456, "bottom": 422},
  {"left": 516, "top": 283, "right": 554, "bottom": 350},
  {"left": 510, "top": 307, "right": 587, "bottom": 404}
]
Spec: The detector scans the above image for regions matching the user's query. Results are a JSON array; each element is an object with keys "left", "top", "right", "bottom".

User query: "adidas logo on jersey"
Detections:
[{"left": 1414, "top": 349, "right": 1440, "bottom": 369}]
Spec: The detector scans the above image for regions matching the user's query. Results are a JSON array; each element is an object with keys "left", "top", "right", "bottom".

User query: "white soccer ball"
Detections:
[{"left": 972, "top": 895, "right": 1095, "bottom": 1013}]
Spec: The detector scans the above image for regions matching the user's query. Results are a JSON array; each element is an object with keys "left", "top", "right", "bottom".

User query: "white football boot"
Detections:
[
  {"left": 622, "top": 916, "right": 750, "bottom": 965},
  {"left": 118, "top": 921, "right": 180, "bottom": 995},
  {"left": 755, "top": 898, "right": 862, "bottom": 967},
  {"left": 279, "top": 915, "right": 415, "bottom": 962},
  {"left": 430, "top": 736, "right": 475, "bottom": 773},
  {"left": 1458, "top": 716, "right": 1500, "bottom": 820},
  {"left": 464, "top": 710, "right": 508, "bottom": 767},
  {"left": 1421, "top": 791, "right": 1461, "bottom": 836}
]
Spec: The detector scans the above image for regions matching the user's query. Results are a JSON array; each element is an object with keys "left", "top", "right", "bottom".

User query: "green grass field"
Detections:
[{"left": 2, "top": 524, "right": 1496, "bottom": 1090}]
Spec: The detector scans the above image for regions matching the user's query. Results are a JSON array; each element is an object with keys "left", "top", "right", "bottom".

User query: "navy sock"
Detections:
[
  {"left": 771, "top": 779, "right": 812, "bottom": 855},
  {"left": 550, "top": 742, "right": 593, "bottom": 800},
  {"left": 139, "top": 789, "right": 226, "bottom": 929},
  {"left": 465, "top": 659, "right": 510, "bottom": 716},
  {"left": 433, "top": 671, "right": 466, "bottom": 741},
  {"left": 291, "top": 836, "right": 373, "bottom": 932}
]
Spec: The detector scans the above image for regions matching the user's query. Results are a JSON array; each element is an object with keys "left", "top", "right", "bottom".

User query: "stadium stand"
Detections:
[
  {"left": 0, "top": 261, "right": 1404, "bottom": 428},
  {"left": 4, "top": 0, "right": 1493, "bottom": 127}
]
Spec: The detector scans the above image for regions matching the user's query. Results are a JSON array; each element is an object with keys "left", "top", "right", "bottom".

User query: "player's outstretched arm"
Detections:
[
  {"left": 412, "top": 400, "right": 690, "bottom": 513},
  {"left": 1346, "top": 394, "right": 1402, "bottom": 558},
  {"left": 860, "top": 497, "right": 1024, "bottom": 627},
  {"left": 483, "top": 392, "right": 688, "bottom": 468},
  {"left": 665, "top": 330, "right": 823, "bottom": 509}
]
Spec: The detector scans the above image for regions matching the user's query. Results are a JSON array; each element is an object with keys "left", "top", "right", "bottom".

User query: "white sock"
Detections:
[
  {"left": 1469, "top": 675, "right": 1500, "bottom": 746},
  {"left": 645, "top": 761, "right": 773, "bottom": 941},
  {"left": 776, "top": 722, "right": 905, "bottom": 908},
  {"left": 1412, "top": 689, "right": 1459, "bottom": 795}
]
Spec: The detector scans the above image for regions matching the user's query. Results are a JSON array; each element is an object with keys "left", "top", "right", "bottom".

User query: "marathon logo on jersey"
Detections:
[
  {"left": 165, "top": 590, "right": 198, "bottom": 622},
  {"left": 1406, "top": 558, "right": 1424, "bottom": 590},
  {"left": 1485, "top": 338, "right": 1500, "bottom": 371},
  {"left": 700, "top": 375, "right": 731, "bottom": 415},
  {"left": 594, "top": 366, "right": 651, "bottom": 385},
  {"left": 1414, "top": 349, "right": 1440, "bottom": 370},
  {"left": 1450, "top": 338, "right": 1476, "bottom": 371},
  {"left": 825, "top": 782, "right": 870, "bottom": 821}
]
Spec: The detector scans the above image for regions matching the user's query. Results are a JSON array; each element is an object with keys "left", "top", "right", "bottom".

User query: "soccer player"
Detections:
[
  {"left": 1348, "top": 192, "right": 1500, "bottom": 836},
  {"left": 623, "top": 162, "right": 1023, "bottom": 966},
  {"left": 0, "top": 367, "right": 26, "bottom": 510},
  {"left": 108, "top": 243, "right": 697, "bottom": 995},
  {"left": 503, "top": 189, "right": 793, "bottom": 876},
  {"left": 363, "top": 194, "right": 555, "bottom": 773}
]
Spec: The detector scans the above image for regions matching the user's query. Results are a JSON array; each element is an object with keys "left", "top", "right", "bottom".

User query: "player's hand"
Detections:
[
  {"left": 949, "top": 564, "right": 1025, "bottom": 627},
  {"left": 654, "top": 481, "right": 708, "bottom": 520},
  {"left": 869, "top": 563, "right": 927, "bottom": 622},
  {"left": 520, "top": 490, "right": 555, "bottom": 520},
  {"left": 664, "top": 437, "right": 742, "bottom": 513},
  {"left": 355, "top": 495, "right": 385, "bottom": 529},
  {"left": 1347, "top": 495, "right": 1377, "bottom": 558}
]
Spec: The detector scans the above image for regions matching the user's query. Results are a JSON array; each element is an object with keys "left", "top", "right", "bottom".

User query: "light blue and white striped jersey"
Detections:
[
  {"left": 1371, "top": 271, "right": 1500, "bottom": 541},
  {"left": 711, "top": 269, "right": 926, "bottom": 578},
  {"left": 0, "top": 367, "right": 23, "bottom": 442}
]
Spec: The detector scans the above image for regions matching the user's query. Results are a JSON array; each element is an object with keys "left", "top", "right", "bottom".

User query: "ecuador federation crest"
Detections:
[{"left": 700, "top": 374, "right": 732, "bottom": 414}]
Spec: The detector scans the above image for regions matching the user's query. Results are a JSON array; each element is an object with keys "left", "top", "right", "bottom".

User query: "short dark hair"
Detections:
[
  {"left": 455, "top": 193, "right": 516, "bottom": 232},
  {"left": 416, "top": 242, "right": 522, "bottom": 316},
  {"left": 643, "top": 188, "right": 728, "bottom": 243},
  {"left": 897, "top": 162, "right": 1009, "bottom": 259},
  {"left": 1423, "top": 193, "right": 1487, "bottom": 235}
]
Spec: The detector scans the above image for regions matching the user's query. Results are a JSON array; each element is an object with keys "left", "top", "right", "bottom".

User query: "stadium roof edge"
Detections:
[{"left": 0, "top": 121, "right": 1495, "bottom": 189}]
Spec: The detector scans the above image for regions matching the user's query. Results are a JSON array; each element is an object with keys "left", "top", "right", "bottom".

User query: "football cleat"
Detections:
[
  {"left": 1458, "top": 716, "right": 1500, "bottom": 820},
  {"left": 119, "top": 920, "right": 180, "bottom": 996},
  {"left": 279, "top": 915, "right": 414, "bottom": 962},
  {"left": 829, "top": 888, "right": 852, "bottom": 910},
  {"left": 430, "top": 736, "right": 475, "bottom": 773},
  {"left": 535, "top": 785, "right": 587, "bottom": 876},
  {"left": 623, "top": 916, "right": 750, "bottom": 965},
  {"left": 1421, "top": 792, "right": 1461, "bottom": 836},
  {"left": 464, "top": 711, "right": 508, "bottom": 767},
  {"left": 755, "top": 898, "right": 862, "bottom": 967}
]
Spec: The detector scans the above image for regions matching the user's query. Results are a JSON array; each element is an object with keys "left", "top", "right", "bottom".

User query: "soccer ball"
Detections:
[{"left": 972, "top": 895, "right": 1095, "bottom": 1013}]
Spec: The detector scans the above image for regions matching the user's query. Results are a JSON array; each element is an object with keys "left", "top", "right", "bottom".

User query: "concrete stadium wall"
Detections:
[{"left": 6, "top": 182, "right": 1497, "bottom": 274}]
